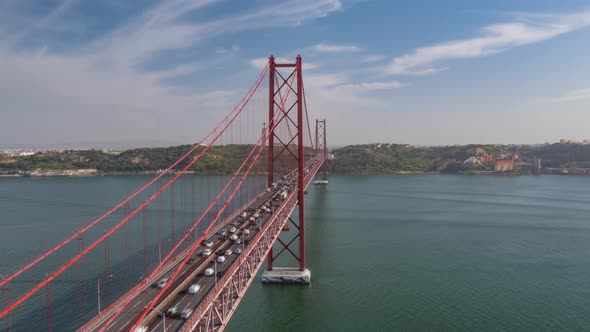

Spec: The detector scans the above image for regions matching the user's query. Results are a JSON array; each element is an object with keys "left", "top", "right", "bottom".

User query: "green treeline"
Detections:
[
  {"left": 328, "top": 143, "right": 590, "bottom": 174},
  {"left": 2, "top": 143, "right": 590, "bottom": 175}
]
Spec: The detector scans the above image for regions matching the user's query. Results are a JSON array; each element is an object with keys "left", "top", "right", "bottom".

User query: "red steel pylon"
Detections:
[
  {"left": 266, "top": 55, "right": 307, "bottom": 271},
  {"left": 315, "top": 119, "right": 328, "bottom": 181}
]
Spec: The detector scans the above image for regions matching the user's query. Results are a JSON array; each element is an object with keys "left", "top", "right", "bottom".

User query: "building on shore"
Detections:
[{"left": 494, "top": 154, "right": 517, "bottom": 172}]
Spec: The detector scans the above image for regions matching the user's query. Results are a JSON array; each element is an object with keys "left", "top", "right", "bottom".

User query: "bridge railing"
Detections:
[{"left": 181, "top": 156, "right": 323, "bottom": 332}]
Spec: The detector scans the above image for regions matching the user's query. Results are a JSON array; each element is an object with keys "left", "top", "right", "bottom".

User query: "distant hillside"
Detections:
[
  {"left": 328, "top": 143, "right": 590, "bottom": 174},
  {"left": 0, "top": 145, "right": 266, "bottom": 174},
  {"left": 3, "top": 143, "right": 590, "bottom": 175}
]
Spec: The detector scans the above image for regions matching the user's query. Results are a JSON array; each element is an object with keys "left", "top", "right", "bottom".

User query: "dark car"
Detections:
[{"left": 186, "top": 257, "right": 196, "bottom": 264}]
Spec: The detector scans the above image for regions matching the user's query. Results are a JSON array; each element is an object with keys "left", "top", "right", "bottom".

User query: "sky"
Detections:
[{"left": 1, "top": 0, "right": 590, "bottom": 148}]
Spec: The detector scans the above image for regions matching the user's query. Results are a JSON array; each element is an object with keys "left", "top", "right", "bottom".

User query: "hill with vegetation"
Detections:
[
  {"left": 2, "top": 143, "right": 590, "bottom": 175},
  {"left": 328, "top": 143, "right": 590, "bottom": 174},
  {"left": 0, "top": 145, "right": 267, "bottom": 175}
]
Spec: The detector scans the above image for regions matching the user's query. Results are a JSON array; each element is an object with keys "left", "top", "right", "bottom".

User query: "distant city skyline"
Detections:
[{"left": 1, "top": 0, "right": 590, "bottom": 146}]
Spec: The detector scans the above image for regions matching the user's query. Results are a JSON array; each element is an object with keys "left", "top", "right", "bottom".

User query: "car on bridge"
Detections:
[
  {"left": 157, "top": 278, "right": 169, "bottom": 289},
  {"left": 225, "top": 249, "right": 233, "bottom": 256},
  {"left": 240, "top": 212, "right": 247, "bottom": 218},
  {"left": 229, "top": 234, "right": 238, "bottom": 241},
  {"left": 204, "top": 268, "right": 214, "bottom": 276},
  {"left": 133, "top": 326, "right": 148, "bottom": 332},
  {"left": 205, "top": 241, "right": 213, "bottom": 248},
  {"left": 167, "top": 307, "right": 179, "bottom": 318},
  {"left": 202, "top": 248, "right": 212, "bottom": 257},
  {"left": 243, "top": 229, "right": 250, "bottom": 235},
  {"left": 219, "top": 229, "right": 227, "bottom": 237},
  {"left": 229, "top": 227, "right": 237, "bottom": 233},
  {"left": 217, "top": 256, "right": 226, "bottom": 263},
  {"left": 180, "top": 308, "right": 193, "bottom": 319},
  {"left": 188, "top": 284, "right": 201, "bottom": 294},
  {"left": 235, "top": 248, "right": 242, "bottom": 254},
  {"left": 186, "top": 257, "right": 196, "bottom": 264}
]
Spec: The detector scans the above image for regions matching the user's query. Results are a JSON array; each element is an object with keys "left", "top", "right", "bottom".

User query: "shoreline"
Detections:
[{"left": 2, "top": 171, "right": 588, "bottom": 178}]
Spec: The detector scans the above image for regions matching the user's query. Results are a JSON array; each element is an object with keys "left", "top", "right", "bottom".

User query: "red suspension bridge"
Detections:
[{"left": 0, "top": 56, "right": 328, "bottom": 332}]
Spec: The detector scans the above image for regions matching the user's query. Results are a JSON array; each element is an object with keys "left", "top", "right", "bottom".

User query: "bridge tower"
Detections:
[
  {"left": 262, "top": 55, "right": 311, "bottom": 284},
  {"left": 315, "top": 119, "right": 328, "bottom": 184}
]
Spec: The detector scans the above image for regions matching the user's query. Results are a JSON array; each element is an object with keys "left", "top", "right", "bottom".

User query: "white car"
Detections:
[
  {"left": 229, "top": 234, "right": 238, "bottom": 241},
  {"left": 188, "top": 284, "right": 201, "bottom": 294},
  {"left": 180, "top": 308, "right": 193, "bottom": 319},
  {"left": 235, "top": 248, "right": 242, "bottom": 254},
  {"left": 204, "top": 268, "right": 214, "bottom": 276},
  {"left": 133, "top": 326, "right": 148, "bottom": 332},
  {"left": 229, "top": 227, "right": 237, "bottom": 233},
  {"left": 217, "top": 256, "right": 226, "bottom": 263},
  {"left": 202, "top": 248, "right": 212, "bottom": 257},
  {"left": 243, "top": 229, "right": 250, "bottom": 235},
  {"left": 241, "top": 212, "right": 247, "bottom": 218},
  {"left": 253, "top": 213, "right": 260, "bottom": 218},
  {"left": 157, "top": 278, "right": 169, "bottom": 289},
  {"left": 225, "top": 249, "right": 233, "bottom": 256},
  {"left": 205, "top": 241, "right": 213, "bottom": 248}
]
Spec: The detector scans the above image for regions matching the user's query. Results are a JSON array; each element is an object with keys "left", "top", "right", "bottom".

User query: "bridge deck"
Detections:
[
  {"left": 79, "top": 191, "right": 274, "bottom": 332},
  {"left": 81, "top": 157, "right": 323, "bottom": 332}
]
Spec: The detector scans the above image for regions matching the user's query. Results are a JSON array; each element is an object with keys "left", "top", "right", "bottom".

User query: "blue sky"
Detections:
[{"left": 1, "top": 0, "right": 590, "bottom": 147}]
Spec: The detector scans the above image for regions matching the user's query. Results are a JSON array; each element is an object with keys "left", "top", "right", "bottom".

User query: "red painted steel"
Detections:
[
  {"left": 127, "top": 125, "right": 272, "bottom": 332},
  {"left": 315, "top": 119, "right": 328, "bottom": 181},
  {"left": 296, "top": 56, "right": 306, "bottom": 271},
  {"left": 0, "top": 64, "right": 269, "bottom": 320},
  {"left": 97, "top": 151, "right": 268, "bottom": 330},
  {"left": 267, "top": 56, "right": 275, "bottom": 188},
  {"left": 3, "top": 55, "right": 328, "bottom": 332},
  {"left": 266, "top": 55, "right": 307, "bottom": 271},
  {"left": 180, "top": 155, "right": 324, "bottom": 332},
  {"left": 0, "top": 65, "right": 267, "bottom": 290}
]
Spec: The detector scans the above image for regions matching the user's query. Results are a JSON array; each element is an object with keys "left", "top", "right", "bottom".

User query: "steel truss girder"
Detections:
[{"left": 180, "top": 158, "right": 323, "bottom": 332}]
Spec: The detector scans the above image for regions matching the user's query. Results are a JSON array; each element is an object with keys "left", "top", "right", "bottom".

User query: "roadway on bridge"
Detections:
[{"left": 89, "top": 183, "right": 290, "bottom": 332}]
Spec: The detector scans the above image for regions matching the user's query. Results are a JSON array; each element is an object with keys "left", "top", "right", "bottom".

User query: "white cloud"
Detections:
[
  {"left": 361, "top": 55, "right": 385, "bottom": 62},
  {"left": 308, "top": 43, "right": 363, "bottom": 53},
  {"left": 0, "top": 0, "right": 343, "bottom": 146},
  {"left": 216, "top": 44, "right": 239, "bottom": 55},
  {"left": 540, "top": 87, "right": 590, "bottom": 104},
  {"left": 332, "top": 81, "right": 406, "bottom": 92},
  {"left": 385, "top": 11, "right": 590, "bottom": 75}
]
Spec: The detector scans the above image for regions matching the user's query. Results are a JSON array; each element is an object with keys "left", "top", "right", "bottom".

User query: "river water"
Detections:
[{"left": 2, "top": 175, "right": 590, "bottom": 331}]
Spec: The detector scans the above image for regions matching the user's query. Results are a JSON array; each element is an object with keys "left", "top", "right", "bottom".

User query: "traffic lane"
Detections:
[
  {"left": 143, "top": 233, "right": 250, "bottom": 330},
  {"left": 153, "top": 227, "right": 264, "bottom": 330},
  {"left": 144, "top": 190, "right": 280, "bottom": 330},
  {"left": 89, "top": 186, "right": 285, "bottom": 331},
  {"left": 102, "top": 241, "right": 220, "bottom": 332},
  {"left": 152, "top": 239, "right": 242, "bottom": 331},
  {"left": 162, "top": 218, "right": 270, "bottom": 331}
]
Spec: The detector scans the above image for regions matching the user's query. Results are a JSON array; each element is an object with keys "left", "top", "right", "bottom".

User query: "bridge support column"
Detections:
[
  {"left": 263, "top": 55, "right": 311, "bottom": 285},
  {"left": 262, "top": 267, "right": 311, "bottom": 284}
]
